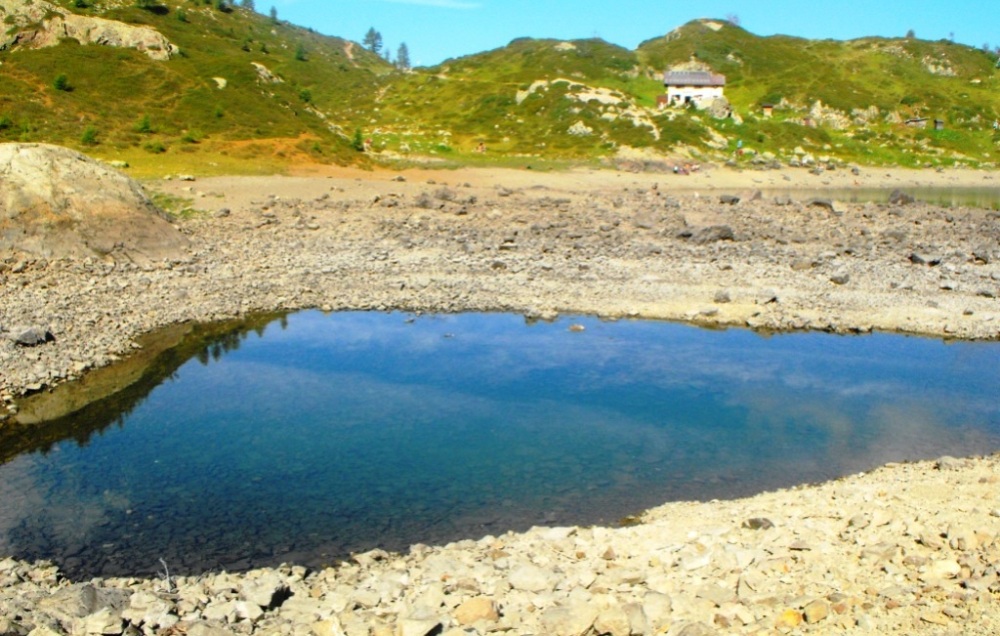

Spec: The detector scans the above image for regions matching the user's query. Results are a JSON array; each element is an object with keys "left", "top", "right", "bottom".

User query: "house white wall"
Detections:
[{"left": 666, "top": 85, "right": 725, "bottom": 108}]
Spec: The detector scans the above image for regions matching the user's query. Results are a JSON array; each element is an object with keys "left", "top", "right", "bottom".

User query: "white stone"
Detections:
[
  {"left": 508, "top": 563, "right": 557, "bottom": 592},
  {"left": 539, "top": 605, "right": 598, "bottom": 636},
  {"left": 924, "top": 559, "right": 961, "bottom": 580}
]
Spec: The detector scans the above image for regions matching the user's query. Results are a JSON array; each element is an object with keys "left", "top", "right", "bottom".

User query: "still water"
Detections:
[
  {"left": 763, "top": 186, "right": 1000, "bottom": 209},
  {"left": 1, "top": 311, "right": 998, "bottom": 578}
]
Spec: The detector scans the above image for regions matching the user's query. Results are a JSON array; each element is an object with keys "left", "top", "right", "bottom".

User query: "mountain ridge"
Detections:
[{"left": 0, "top": 4, "right": 997, "bottom": 173}]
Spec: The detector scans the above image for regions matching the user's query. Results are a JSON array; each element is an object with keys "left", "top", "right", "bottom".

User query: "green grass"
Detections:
[
  {"left": 1, "top": 8, "right": 998, "bottom": 171},
  {"left": 148, "top": 191, "right": 203, "bottom": 220}
]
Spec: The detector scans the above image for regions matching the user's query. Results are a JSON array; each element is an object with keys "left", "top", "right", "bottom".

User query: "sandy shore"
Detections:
[{"left": 1, "top": 163, "right": 999, "bottom": 634}]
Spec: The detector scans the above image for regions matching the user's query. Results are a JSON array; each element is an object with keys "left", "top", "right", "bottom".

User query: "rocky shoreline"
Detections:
[
  {"left": 2, "top": 454, "right": 999, "bottom": 635},
  {"left": 2, "top": 170, "right": 998, "bottom": 412},
  {"left": 1, "top": 167, "right": 999, "bottom": 634}
]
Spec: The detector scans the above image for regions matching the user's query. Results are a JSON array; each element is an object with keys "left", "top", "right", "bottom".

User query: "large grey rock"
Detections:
[
  {"left": 8, "top": 326, "right": 53, "bottom": 347},
  {"left": 0, "top": 143, "right": 189, "bottom": 263},
  {"left": 686, "top": 225, "right": 735, "bottom": 244}
]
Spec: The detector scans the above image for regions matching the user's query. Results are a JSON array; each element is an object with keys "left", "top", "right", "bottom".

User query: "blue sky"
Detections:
[{"left": 268, "top": 1, "right": 1000, "bottom": 67}]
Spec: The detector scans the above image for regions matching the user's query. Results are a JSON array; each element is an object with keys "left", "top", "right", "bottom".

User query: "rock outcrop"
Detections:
[
  {"left": 0, "top": 143, "right": 189, "bottom": 263},
  {"left": 0, "top": 0, "right": 177, "bottom": 60}
]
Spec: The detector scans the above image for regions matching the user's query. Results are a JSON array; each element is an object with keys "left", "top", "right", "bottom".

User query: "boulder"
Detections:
[
  {"left": 0, "top": 143, "right": 189, "bottom": 263},
  {"left": 453, "top": 597, "right": 499, "bottom": 625},
  {"left": 8, "top": 326, "right": 54, "bottom": 347}
]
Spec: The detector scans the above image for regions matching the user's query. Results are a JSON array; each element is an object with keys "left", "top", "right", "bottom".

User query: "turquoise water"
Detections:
[{"left": 0, "top": 311, "right": 998, "bottom": 578}]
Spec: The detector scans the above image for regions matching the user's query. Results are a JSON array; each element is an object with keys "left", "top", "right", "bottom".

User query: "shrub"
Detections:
[
  {"left": 81, "top": 126, "right": 98, "bottom": 145},
  {"left": 53, "top": 74, "right": 70, "bottom": 91},
  {"left": 295, "top": 44, "right": 307, "bottom": 61},
  {"left": 299, "top": 89, "right": 312, "bottom": 103},
  {"left": 144, "top": 141, "right": 167, "bottom": 153},
  {"left": 136, "top": 0, "right": 169, "bottom": 14},
  {"left": 135, "top": 114, "right": 153, "bottom": 133},
  {"left": 0, "top": 115, "right": 12, "bottom": 131},
  {"left": 352, "top": 128, "right": 364, "bottom": 151}
]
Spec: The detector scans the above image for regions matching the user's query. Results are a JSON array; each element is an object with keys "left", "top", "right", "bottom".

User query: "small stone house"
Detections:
[{"left": 662, "top": 70, "right": 726, "bottom": 108}]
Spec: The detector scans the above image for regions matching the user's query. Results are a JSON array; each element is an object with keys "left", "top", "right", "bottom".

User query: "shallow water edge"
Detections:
[
  {"left": 4, "top": 304, "right": 993, "bottom": 438},
  {"left": 2, "top": 310, "right": 997, "bottom": 580}
]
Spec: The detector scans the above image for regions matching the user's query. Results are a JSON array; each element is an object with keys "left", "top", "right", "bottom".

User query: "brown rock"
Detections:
[{"left": 453, "top": 597, "right": 499, "bottom": 625}]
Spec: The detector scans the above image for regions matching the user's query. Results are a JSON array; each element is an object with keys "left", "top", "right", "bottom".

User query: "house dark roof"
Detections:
[{"left": 663, "top": 71, "right": 726, "bottom": 87}]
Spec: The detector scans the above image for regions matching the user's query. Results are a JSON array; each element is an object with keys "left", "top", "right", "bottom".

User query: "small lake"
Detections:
[{"left": 1, "top": 311, "right": 998, "bottom": 578}]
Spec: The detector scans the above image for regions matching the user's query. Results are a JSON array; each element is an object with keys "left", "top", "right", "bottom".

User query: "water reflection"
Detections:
[
  {"left": 0, "top": 314, "right": 284, "bottom": 464},
  {"left": 0, "top": 311, "right": 997, "bottom": 578}
]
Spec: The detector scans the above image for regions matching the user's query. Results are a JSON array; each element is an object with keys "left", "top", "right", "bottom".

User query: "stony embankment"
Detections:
[
  {"left": 2, "top": 175, "right": 999, "bottom": 415},
  {"left": 2, "top": 454, "right": 999, "bottom": 635},
  {"left": 1, "top": 171, "right": 999, "bottom": 634}
]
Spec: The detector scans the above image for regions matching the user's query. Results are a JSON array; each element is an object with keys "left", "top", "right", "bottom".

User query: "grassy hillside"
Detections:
[
  {"left": 635, "top": 20, "right": 1000, "bottom": 167},
  {"left": 1, "top": 6, "right": 998, "bottom": 172},
  {"left": 354, "top": 20, "right": 1000, "bottom": 169},
  {"left": 362, "top": 38, "right": 678, "bottom": 160},
  {"left": 0, "top": 0, "right": 393, "bottom": 171}
]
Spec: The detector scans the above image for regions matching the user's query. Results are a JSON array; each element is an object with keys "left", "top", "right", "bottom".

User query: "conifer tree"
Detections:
[
  {"left": 363, "top": 27, "right": 383, "bottom": 55},
  {"left": 396, "top": 42, "right": 411, "bottom": 70}
]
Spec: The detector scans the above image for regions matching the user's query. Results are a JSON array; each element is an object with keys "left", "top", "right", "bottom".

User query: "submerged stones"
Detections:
[{"left": 2, "top": 455, "right": 1000, "bottom": 634}]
